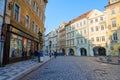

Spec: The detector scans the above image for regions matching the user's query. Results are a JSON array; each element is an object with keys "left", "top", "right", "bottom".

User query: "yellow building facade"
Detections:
[
  {"left": 2, "top": 0, "right": 48, "bottom": 65},
  {"left": 106, "top": 0, "right": 120, "bottom": 56}
]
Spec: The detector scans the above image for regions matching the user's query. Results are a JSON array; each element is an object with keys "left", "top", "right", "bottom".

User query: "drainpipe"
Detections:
[{"left": 0, "top": 0, "right": 7, "bottom": 66}]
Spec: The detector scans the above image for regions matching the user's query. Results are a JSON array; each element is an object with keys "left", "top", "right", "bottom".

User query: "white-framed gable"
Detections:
[{"left": 88, "top": 9, "right": 104, "bottom": 19}]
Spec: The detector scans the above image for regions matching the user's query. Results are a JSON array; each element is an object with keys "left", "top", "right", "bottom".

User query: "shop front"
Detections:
[{"left": 2, "top": 24, "right": 39, "bottom": 65}]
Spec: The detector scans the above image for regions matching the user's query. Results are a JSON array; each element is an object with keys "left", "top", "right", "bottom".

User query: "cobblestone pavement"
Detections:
[
  {"left": 0, "top": 56, "right": 50, "bottom": 80},
  {"left": 21, "top": 56, "right": 120, "bottom": 80}
]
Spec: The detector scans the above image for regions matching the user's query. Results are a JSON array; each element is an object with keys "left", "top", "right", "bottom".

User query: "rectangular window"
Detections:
[
  {"left": 10, "top": 34, "right": 23, "bottom": 58},
  {"left": 91, "top": 27, "right": 94, "bottom": 32},
  {"left": 95, "top": 26, "right": 99, "bottom": 31},
  {"left": 84, "top": 39, "right": 87, "bottom": 43},
  {"left": 80, "top": 22, "right": 82, "bottom": 26},
  {"left": 112, "top": 19, "right": 116, "bottom": 27},
  {"left": 77, "top": 39, "right": 79, "bottom": 44},
  {"left": 80, "top": 31, "right": 82, "bottom": 35},
  {"left": 95, "top": 18, "right": 98, "bottom": 22},
  {"left": 84, "top": 30, "right": 86, "bottom": 34},
  {"left": 91, "top": 38, "right": 94, "bottom": 42},
  {"left": 14, "top": 4, "right": 20, "bottom": 21},
  {"left": 90, "top": 20, "right": 93, "bottom": 23},
  {"left": 32, "top": 21, "right": 34, "bottom": 32},
  {"left": 96, "top": 37, "right": 99, "bottom": 42},
  {"left": 36, "top": 7, "right": 39, "bottom": 15},
  {"left": 113, "top": 32, "right": 118, "bottom": 40},
  {"left": 100, "top": 16, "right": 103, "bottom": 21},
  {"left": 26, "top": 15, "right": 30, "bottom": 28},
  {"left": 36, "top": 25, "right": 38, "bottom": 33},
  {"left": 101, "top": 25, "right": 104, "bottom": 30},
  {"left": 111, "top": 9, "right": 115, "bottom": 14},
  {"left": 102, "top": 36, "right": 105, "bottom": 41},
  {"left": 72, "top": 32, "right": 74, "bottom": 37},
  {"left": 81, "top": 39, "right": 83, "bottom": 43},
  {"left": 84, "top": 20, "right": 86, "bottom": 25}
]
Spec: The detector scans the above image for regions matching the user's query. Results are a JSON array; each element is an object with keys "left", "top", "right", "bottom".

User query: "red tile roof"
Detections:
[{"left": 66, "top": 10, "right": 93, "bottom": 26}]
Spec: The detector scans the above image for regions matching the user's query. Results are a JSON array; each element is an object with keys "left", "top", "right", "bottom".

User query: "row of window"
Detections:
[
  {"left": 32, "top": 0, "right": 45, "bottom": 22},
  {"left": 14, "top": 3, "right": 43, "bottom": 34},
  {"left": 75, "top": 20, "right": 87, "bottom": 27},
  {"left": 66, "top": 32, "right": 74, "bottom": 39},
  {"left": 91, "top": 36, "right": 106, "bottom": 42},
  {"left": 67, "top": 40, "right": 74, "bottom": 46},
  {"left": 78, "top": 29, "right": 87, "bottom": 35},
  {"left": 90, "top": 25, "right": 105, "bottom": 32},
  {"left": 66, "top": 16, "right": 104, "bottom": 32},
  {"left": 90, "top": 16, "right": 104, "bottom": 24},
  {"left": 66, "top": 21, "right": 87, "bottom": 32},
  {"left": 111, "top": 6, "right": 120, "bottom": 14},
  {"left": 77, "top": 38, "right": 87, "bottom": 44}
]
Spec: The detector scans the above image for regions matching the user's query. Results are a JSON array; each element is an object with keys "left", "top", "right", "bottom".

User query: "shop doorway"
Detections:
[
  {"left": 80, "top": 48, "right": 87, "bottom": 56},
  {"left": 93, "top": 47, "right": 106, "bottom": 56}
]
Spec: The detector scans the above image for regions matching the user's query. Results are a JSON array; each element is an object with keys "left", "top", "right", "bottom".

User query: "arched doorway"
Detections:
[
  {"left": 93, "top": 47, "right": 106, "bottom": 56},
  {"left": 69, "top": 48, "right": 74, "bottom": 56},
  {"left": 80, "top": 48, "right": 87, "bottom": 56}
]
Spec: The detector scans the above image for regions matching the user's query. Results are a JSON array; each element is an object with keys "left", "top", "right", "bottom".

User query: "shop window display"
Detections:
[
  {"left": 27, "top": 40, "right": 31, "bottom": 56},
  {"left": 10, "top": 34, "right": 23, "bottom": 58}
]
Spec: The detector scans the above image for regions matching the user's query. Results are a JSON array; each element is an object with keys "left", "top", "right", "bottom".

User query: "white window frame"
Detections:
[
  {"left": 26, "top": 15, "right": 30, "bottom": 28},
  {"left": 14, "top": 4, "right": 20, "bottom": 22}
]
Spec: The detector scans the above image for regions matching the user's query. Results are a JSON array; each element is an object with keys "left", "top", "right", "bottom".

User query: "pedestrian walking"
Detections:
[
  {"left": 54, "top": 51, "right": 57, "bottom": 58},
  {"left": 30, "top": 49, "right": 34, "bottom": 60},
  {"left": 49, "top": 52, "right": 52, "bottom": 58}
]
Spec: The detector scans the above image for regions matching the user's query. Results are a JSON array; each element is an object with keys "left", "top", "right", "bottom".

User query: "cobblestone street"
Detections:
[{"left": 20, "top": 56, "right": 120, "bottom": 80}]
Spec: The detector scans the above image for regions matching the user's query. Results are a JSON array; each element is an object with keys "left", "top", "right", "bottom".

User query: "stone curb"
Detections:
[{"left": 12, "top": 57, "right": 54, "bottom": 80}]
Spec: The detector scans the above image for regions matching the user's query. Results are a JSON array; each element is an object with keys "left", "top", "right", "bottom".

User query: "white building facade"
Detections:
[
  {"left": 88, "top": 9, "right": 108, "bottom": 56},
  {"left": 47, "top": 9, "right": 109, "bottom": 57}
]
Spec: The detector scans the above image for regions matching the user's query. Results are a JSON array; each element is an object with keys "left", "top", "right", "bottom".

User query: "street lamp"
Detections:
[{"left": 38, "top": 31, "right": 42, "bottom": 50}]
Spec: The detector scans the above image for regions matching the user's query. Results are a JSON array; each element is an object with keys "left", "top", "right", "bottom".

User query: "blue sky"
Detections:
[{"left": 45, "top": 0, "right": 108, "bottom": 34}]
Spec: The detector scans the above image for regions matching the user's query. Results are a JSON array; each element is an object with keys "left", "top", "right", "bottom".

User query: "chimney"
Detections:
[{"left": 108, "top": 0, "right": 110, "bottom": 5}]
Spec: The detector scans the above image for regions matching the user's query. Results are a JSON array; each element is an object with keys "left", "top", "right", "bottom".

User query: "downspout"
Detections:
[{"left": 0, "top": 0, "right": 7, "bottom": 66}]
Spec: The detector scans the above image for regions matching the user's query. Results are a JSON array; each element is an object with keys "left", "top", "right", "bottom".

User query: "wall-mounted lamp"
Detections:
[{"left": 38, "top": 31, "right": 42, "bottom": 43}]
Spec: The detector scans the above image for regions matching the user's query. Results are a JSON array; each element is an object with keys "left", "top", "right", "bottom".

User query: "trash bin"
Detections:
[
  {"left": 39, "top": 50, "right": 44, "bottom": 63},
  {"left": 40, "top": 56, "right": 43, "bottom": 62}
]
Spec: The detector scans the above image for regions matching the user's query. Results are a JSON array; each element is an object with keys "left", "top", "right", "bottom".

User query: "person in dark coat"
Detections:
[{"left": 54, "top": 51, "right": 57, "bottom": 58}]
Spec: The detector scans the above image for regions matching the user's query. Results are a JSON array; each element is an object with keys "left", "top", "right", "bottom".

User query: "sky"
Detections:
[{"left": 45, "top": 0, "right": 108, "bottom": 34}]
